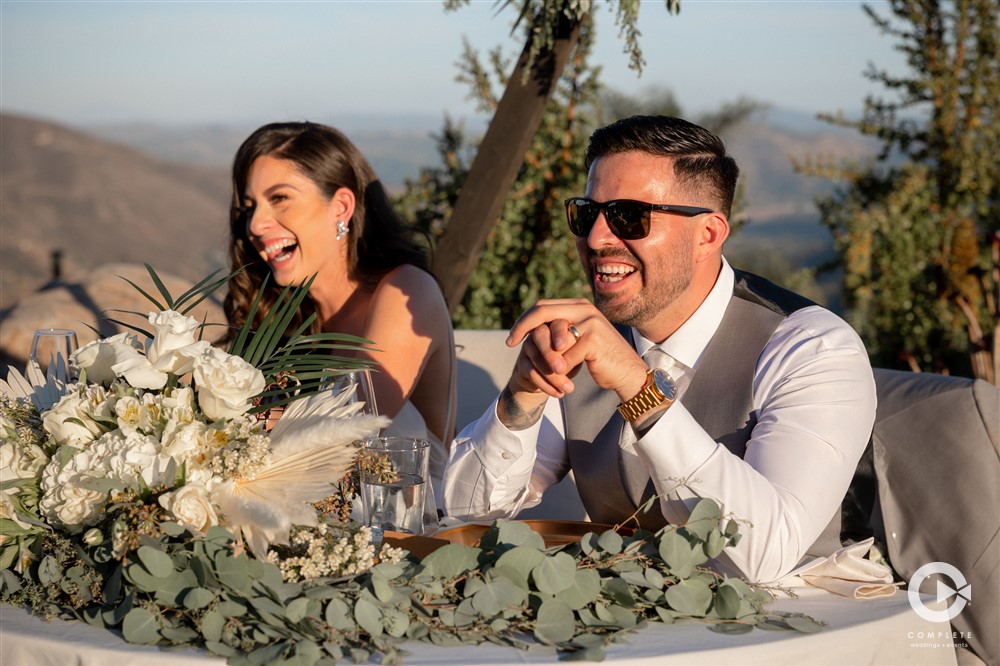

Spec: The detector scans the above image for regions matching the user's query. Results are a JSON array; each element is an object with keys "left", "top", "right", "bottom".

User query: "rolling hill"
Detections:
[{"left": 0, "top": 112, "right": 231, "bottom": 311}]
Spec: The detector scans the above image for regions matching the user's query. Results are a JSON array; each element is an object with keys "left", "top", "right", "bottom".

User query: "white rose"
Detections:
[
  {"left": 193, "top": 347, "right": 265, "bottom": 421},
  {"left": 42, "top": 391, "right": 103, "bottom": 447},
  {"left": 111, "top": 344, "right": 167, "bottom": 390},
  {"left": 146, "top": 310, "right": 212, "bottom": 378},
  {"left": 159, "top": 484, "right": 218, "bottom": 533},
  {"left": 71, "top": 333, "right": 143, "bottom": 385}
]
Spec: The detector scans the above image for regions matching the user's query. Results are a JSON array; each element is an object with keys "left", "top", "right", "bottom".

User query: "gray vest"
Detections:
[{"left": 564, "top": 270, "right": 841, "bottom": 548}]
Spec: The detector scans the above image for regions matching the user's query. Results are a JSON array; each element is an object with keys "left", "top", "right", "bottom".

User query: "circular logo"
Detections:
[{"left": 907, "top": 562, "right": 971, "bottom": 623}]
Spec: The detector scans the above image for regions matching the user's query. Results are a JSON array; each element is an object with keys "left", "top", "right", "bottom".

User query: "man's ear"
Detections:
[
  {"left": 694, "top": 212, "right": 730, "bottom": 262},
  {"left": 329, "top": 187, "right": 356, "bottom": 224}
]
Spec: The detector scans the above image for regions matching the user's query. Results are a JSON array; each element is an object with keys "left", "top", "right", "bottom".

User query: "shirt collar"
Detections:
[{"left": 632, "top": 257, "right": 734, "bottom": 370}]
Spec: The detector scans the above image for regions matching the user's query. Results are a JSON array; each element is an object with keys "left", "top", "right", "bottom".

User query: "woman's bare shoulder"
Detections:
[
  {"left": 372, "top": 265, "right": 446, "bottom": 309},
  {"left": 366, "top": 265, "right": 449, "bottom": 333}
]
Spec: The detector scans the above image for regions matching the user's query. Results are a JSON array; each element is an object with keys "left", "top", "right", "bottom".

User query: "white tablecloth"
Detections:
[{"left": 0, "top": 588, "right": 958, "bottom": 666}]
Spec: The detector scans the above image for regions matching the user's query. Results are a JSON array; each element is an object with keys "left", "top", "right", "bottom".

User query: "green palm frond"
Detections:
[{"left": 119, "top": 265, "right": 376, "bottom": 413}]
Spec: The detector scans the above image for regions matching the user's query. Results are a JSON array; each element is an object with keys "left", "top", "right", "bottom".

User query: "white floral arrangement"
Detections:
[{"left": 0, "top": 268, "right": 394, "bottom": 580}]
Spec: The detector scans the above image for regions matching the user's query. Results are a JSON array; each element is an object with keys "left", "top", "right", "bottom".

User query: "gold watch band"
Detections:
[{"left": 617, "top": 369, "right": 672, "bottom": 422}]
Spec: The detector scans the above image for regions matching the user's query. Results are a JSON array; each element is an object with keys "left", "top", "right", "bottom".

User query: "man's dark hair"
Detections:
[{"left": 584, "top": 115, "right": 739, "bottom": 217}]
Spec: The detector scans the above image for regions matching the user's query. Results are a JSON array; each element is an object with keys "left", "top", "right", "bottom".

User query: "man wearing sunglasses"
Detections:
[{"left": 443, "top": 115, "right": 876, "bottom": 584}]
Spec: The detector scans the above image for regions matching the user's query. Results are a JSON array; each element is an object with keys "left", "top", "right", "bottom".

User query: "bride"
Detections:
[{"left": 223, "top": 121, "right": 456, "bottom": 507}]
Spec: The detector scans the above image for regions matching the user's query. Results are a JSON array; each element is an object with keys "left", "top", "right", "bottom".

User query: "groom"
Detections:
[{"left": 442, "top": 115, "right": 877, "bottom": 584}]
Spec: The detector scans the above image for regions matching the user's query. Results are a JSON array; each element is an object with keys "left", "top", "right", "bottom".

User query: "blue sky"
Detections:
[{"left": 0, "top": 1, "right": 905, "bottom": 128}]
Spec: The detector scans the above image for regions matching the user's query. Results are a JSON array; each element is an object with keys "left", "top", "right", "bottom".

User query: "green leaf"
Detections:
[
  {"left": 182, "top": 587, "right": 216, "bottom": 610},
  {"left": 354, "top": 598, "right": 383, "bottom": 637},
  {"left": 420, "top": 544, "right": 482, "bottom": 578},
  {"left": 478, "top": 519, "right": 545, "bottom": 551},
  {"left": 471, "top": 578, "right": 528, "bottom": 616},
  {"left": 494, "top": 546, "right": 546, "bottom": 586},
  {"left": 382, "top": 608, "right": 410, "bottom": 638},
  {"left": 601, "top": 577, "right": 635, "bottom": 608},
  {"left": 371, "top": 570, "right": 394, "bottom": 603},
  {"left": 704, "top": 529, "right": 726, "bottom": 558},
  {"left": 708, "top": 621, "right": 753, "bottom": 635},
  {"left": 658, "top": 531, "right": 693, "bottom": 579},
  {"left": 122, "top": 607, "right": 161, "bottom": 645},
  {"left": 560, "top": 568, "right": 601, "bottom": 610},
  {"left": 285, "top": 597, "right": 311, "bottom": 623},
  {"left": 534, "top": 598, "right": 575, "bottom": 644},
  {"left": 531, "top": 552, "right": 576, "bottom": 595},
  {"left": 664, "top": 579, "right": 713, "bottom": 616},
  {"left": 560, "top": 646, "right": 607, "bottom": 661},
  {"left": 201, "top": 609, "right": 225, "bottom": 642},
  {"left": 713, "top": 582, "right": 742, "bottom": 620},
  {"left": 596, "top": 530, "right": 623, "bottom": 554},
  {"left": 38, "top": 555, "right": 61, "bottom": 585},
  {"left": 685, "top": 499, "right": 723, "bottom": 540},
  {"left": 137, "top": 545, "right": 174, "bottom": 578},
  {"left": 215, "top": 551, "right": 252, "bottom": 594},
  {"left": 783, "top": 614, "right": 826, "bottom": 633},
  {"left": 325, "top": 598, "right": 355, "bottom": 631}
]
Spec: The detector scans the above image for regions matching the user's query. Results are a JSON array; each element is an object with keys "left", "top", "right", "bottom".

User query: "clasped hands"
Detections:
[{"left": 500, "top": 298, "right": 650, "bottom": 428}]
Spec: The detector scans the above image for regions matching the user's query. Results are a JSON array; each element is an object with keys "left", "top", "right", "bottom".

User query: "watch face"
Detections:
[{"left": 652, "top": 368, "right": 677, "bottom": 401}]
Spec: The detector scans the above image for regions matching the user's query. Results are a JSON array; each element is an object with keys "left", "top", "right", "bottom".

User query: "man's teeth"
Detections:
[{"left": 596, "top": 265, "right": 635, "bottom": 282}]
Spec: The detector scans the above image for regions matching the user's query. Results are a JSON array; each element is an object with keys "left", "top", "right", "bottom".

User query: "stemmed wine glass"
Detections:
[
  {"left": 29, "top": 328, "right": 78, "bottom": 382},
  {"left": 332, "top": 369, "right": 380, "bottom": 422}
]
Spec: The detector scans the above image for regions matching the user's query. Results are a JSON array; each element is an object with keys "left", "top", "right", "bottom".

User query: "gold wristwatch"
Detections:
[{"left": 617, "top": 368, "right": 677, "bottom": 422}]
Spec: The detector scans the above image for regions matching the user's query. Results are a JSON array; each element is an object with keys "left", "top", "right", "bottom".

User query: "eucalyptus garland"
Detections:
[{"left": 1, "top": 498, "right": 823, "bottom": 665}]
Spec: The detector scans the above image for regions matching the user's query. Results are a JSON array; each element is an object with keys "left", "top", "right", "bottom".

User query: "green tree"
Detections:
[
  {"left": 398, "top": 33, "right": 761, "bottom": 329},
  {"left": 798, "top": 0, "right": 999, "bottom": 382},
  {"left": 398, "top": 23, "right": 600, "bottom": 329}
]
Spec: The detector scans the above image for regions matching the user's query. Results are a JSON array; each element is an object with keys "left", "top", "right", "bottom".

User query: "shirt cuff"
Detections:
[
  {"left": 458, "top": 396, "right": 543, "bottom": 480},
  {"left": 635, "top": 401, "right": 722, "bottom": 483}
]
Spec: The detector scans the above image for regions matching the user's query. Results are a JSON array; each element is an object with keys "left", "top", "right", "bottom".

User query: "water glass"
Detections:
[
  {"left": 29, "top": 328, "right": 78, "bottom": 381},
  {"left": 329, "top": 369, "right": 379, "bottom": 418},
  {"left": 359, "top": 437, "right": 430, "bottom": 537}
]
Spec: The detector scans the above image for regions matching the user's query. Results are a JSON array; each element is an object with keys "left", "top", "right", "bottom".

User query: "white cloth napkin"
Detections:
[{"left": 780, "top": 537, "right": 900, "bottom": 598}]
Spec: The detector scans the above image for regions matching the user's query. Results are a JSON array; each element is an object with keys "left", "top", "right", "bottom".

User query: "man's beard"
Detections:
[{"left": 588, "top": 246, "right": 693, "bottom": 329}]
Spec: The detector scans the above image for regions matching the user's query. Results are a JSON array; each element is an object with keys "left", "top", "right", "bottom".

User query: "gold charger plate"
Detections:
[
  {"left": 384, "top": 521, "right": 632, "bottom": 559},
  {"left": 434, "top": 520, "right": 625, "bottom": 548}
]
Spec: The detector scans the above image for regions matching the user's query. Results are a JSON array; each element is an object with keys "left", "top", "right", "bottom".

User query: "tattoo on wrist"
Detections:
[{"left": 498, "top": 386, "right": 545, "bottom": 431}]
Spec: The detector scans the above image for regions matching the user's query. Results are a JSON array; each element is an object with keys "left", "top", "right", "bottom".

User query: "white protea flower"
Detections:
[{"left": 212, "top": 386, "right": 388, "bottom": 556}]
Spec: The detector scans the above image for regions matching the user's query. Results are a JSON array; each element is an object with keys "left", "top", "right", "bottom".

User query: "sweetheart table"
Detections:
[{"left": 1, "top": 587, "right": 958, "bottom": 666}]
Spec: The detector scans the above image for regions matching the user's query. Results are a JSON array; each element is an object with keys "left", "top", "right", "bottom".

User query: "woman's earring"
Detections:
[{"left": 336, "top": 220, "right": 349, "bottom": 240}]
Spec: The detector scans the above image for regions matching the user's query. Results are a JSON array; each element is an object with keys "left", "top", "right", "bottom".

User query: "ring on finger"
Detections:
[{"left": 568, "top": 324, "right": 582, "bottom": 342}]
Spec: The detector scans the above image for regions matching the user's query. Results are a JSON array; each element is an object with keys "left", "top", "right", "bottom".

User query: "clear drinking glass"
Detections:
[
  {"left": 359, "top": 436, "right": 430, "bottom": 538},
  {"left": 29, "top": 328, "right": 78, "bottom": 381},
  {"left": 328, "top": 369, "right": 379, "bottom": 419}
]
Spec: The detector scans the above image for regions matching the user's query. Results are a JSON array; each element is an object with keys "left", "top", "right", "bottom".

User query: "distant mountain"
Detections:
[
  {"left": 0, "top": 112, "right": 230, "bottom": 311},
  {"left": 1, "top": 110, "right": 875, "bottom": 315}
]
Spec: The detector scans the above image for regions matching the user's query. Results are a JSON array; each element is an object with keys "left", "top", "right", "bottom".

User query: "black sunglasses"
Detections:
[{"left": 564, "top": 197, "right": 714, "bottom": 240}]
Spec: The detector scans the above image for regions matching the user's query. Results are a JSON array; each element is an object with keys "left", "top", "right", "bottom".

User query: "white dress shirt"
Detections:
[{"left": 442, "top": 259, "right": 877, "bottom": 583}]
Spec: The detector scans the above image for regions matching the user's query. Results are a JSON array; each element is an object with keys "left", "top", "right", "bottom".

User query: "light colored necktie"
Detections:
[{"left": 620, "top": 347, "right": 674, "bottom": 506}]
